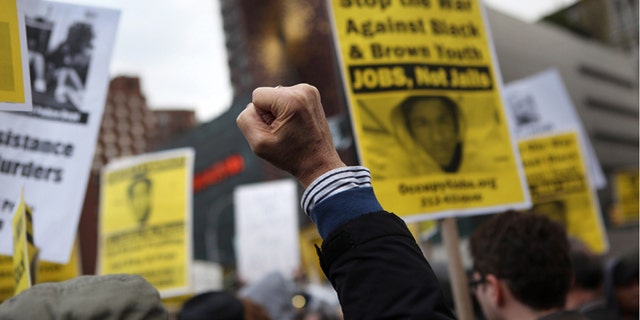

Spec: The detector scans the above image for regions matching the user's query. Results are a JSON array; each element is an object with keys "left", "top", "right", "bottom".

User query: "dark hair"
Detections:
[
  {"left": 177, "top": 291, "right": 271, "bottom": 320},
  {"left": 399, "top": 95, "right": 460, "bottom": 138},
  {"left": 571, "top": 250, "right": 604, "bottom": 290},
  {"left": 66, "top": 22, "right": 94, "bottom": 53},
  {"left": 127, "top": 175, "right": 152, "bottom": 199},
  {"left": 470, "top": 211, "right": 572, "bottom": 310},
  {"left": 178, "top": 291, "right": 244, "bottom": 320}
]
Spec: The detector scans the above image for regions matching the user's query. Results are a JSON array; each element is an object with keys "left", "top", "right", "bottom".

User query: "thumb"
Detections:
[
  {"left": 252, "top": 86, "right": 283, "bottom": 126},
  {"left": 236, "top": 103, "right": 269, "bottom": 145}
]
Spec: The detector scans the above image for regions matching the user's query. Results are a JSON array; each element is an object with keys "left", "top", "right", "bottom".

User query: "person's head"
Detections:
[
  {"left": 469, "top": 211, "right": 573, "bottom": 320},
  {"left": 178, "top": 291, "right": 271, "bottom": 320},
  {"left": 564, "top": 238, "right": 606, "bottom": 310},
  {"left": 66, "top": 22, "right": 94, "bottom": 53},
  {"left": 606, "top": 250, "right": 639, "bottom": 318},
  {"left": 127, "top": 175, "right": 152, "bottom": 225},
  {"left": 399, "top": 95, "right": 462, "bottom": 172}
]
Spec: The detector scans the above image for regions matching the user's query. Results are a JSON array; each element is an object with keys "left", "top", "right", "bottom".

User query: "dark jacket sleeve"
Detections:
[{"left": 317, "top": 211, "right": 456, "bottom": 320}]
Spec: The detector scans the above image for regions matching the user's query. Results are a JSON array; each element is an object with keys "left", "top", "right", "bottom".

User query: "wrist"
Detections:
[{"left": 297, "top": 158, "right": 346, "bottom": 188}]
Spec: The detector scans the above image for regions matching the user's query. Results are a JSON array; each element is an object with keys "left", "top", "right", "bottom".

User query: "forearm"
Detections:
[{"left": 303, "top": 166, "right": 455, "bottom": 319}]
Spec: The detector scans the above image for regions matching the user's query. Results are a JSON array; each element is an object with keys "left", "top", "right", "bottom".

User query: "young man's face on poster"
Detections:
[
  {"left": 406, "top": 98, "right": 460, "bottom": 168},
  {"left": 128, "top": 178, "right": 152, "bottom": 226}
]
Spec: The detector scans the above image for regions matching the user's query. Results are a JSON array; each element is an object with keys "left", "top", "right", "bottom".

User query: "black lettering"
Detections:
[
  {"left": 341, "top": 0, "right": 392, "bottom": 10},
  {"left": 371, "top": 43, "right": 431, "bottom": 59},
  {"left": 439, "top": 0, "right": 471, "bottom": 10},
  {"left": 430, "top": 19, "right": 478, "bottom": 37},
  {"left": 414, "top": 66, "right": 449, "bottom": 87},
  {"left": 346, "top": 18, "right": 426, "bottom": 38},
  {"left": 400, "top": 0, "right": 431, "bottom": 8},
  {"left": 64, "top": 144, "right": 74, "bottom": 157},
  {"left": 54, "top": 169, "right": 63, "bottom": 183},
  {"left": 435, "top": 44, "right": 482, "bottom": 61}
]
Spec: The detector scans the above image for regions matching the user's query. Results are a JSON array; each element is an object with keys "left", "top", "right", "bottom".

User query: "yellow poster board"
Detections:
[
  {"left": 328, "top": 0, "right": 528, "bottom": 220},
  {"left": 12, "top": 194, "right": 37, "bottom": 295},
  {"left": 0, "top": 0, "right": 32, "bottom": 109},
  {"left": 519, "top": 132, "right": 608, "bottom": 253},
  {"left": 37, "top": 238, "right": 81, "bottom": 284},
  {"left": 0, "top": 255, "right": 12, "bottom": 302},
  {"left": 299, "top": 225, "right": 325, "bottom": 284},
  {"left": 0, "top": 238, "right": 80, "bottom": 303},
  {"left": 611, "top": 170, "right": 639, "bottom": 227},
  {"left": 99, "top": 148, "right": 194, "bottom": 298}
]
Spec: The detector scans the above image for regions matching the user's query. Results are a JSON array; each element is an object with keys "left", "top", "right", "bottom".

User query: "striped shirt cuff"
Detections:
[{"left": 301, "top": 166, "right": 372, "bottom": 218}]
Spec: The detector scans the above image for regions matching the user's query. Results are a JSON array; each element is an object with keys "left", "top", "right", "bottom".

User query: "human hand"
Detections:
[{"left": 237, "top": 84, "right": 346, "bottom": 188}]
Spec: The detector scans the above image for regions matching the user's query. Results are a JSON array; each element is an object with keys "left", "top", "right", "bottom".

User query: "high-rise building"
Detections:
[
  {"left": 219, "top": 0, "right": 351, "bottom": 120},
  {"left": 92, "top": 76, "right": 156, "bottom": 170}
]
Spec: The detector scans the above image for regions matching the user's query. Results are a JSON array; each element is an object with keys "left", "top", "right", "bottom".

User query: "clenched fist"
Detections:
[{"left": 236, "top": 84, "right": 346, "bottom": 188}]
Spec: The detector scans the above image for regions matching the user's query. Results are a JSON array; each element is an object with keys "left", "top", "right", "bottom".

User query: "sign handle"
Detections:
[{"left": 441, "top": 217, "right": 474, "bottom": 320}]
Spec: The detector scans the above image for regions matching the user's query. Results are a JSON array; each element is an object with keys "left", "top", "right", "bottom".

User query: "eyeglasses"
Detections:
[{"left": 468, "top": 274, "right": 487, "bottom": 292}]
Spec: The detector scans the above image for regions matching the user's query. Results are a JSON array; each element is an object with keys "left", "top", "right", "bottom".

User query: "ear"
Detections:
[{"left": 485, "top": 274, "right": 506, "bottom": 307}]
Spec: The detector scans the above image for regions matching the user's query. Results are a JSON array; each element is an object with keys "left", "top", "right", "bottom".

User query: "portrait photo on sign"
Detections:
[
  {"left": 23, "top": 8, "right": 99, "bottom": 124},
  {"left": 127, "top": 173, "right": 153, "bottom": 227},
  {"left": 357, "top": 92, "right": 513, "bottom": 180}
]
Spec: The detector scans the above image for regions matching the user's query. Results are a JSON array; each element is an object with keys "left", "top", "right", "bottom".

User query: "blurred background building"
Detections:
[
  {"left": 542, "top": 0, "right": 638, "bottom": 51},
  {"left": 79, "top": 0, "right": 638, "bottom": 276},
  {"left": 79, "top": 76, "right": 196, "bottom": 273},
  {"left": 153, "top": 109, "right": 197, "bottom": 145}
]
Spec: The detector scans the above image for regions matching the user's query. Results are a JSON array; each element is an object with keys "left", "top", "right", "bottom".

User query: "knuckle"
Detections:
[
  {"left": 289, "top": 84, "right": 319, "bottom": 112},
  {"left": 300, "top": 83, "right": 319, "bottom": 98}
]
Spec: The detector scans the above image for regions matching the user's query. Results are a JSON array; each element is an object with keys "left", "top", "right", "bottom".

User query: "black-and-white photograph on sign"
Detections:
[
  {"left": 24, "top": 6, "right": 101, "bottom": 124},
  {"left": 0, "top": 1, "right": 119, "bottom": 264}
]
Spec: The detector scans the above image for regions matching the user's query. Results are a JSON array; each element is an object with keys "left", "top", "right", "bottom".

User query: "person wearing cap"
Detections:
[
  {"left": 0, "top": 274, "right": 167, "bottom": 319},
  {"left": 236, "top": 84, "right": 454, "bottom": 319}
]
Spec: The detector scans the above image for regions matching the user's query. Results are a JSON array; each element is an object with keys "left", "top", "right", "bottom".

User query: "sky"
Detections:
[{"left": 52, "top": 0, "right": 579, "bottom": 122}]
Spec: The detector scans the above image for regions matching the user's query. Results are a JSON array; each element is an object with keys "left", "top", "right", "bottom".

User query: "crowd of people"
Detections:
[{"left": 0, "top": 84, "right": 637, "bottom": 319}]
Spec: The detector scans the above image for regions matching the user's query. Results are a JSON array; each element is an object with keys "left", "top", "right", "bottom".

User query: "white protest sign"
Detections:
[
  {"left": 503, "top": 69, "right": 606, "bottom": 189},
  {"left": 234, "top": 179, "right": 300, "bottom": 284},
  {"left": 0, "top": 2, "right": 119, "bottom": 263}
]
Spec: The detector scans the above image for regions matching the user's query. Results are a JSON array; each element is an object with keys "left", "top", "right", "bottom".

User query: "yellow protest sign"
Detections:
[
  {"left": 99, "top": 149, "right": 194, "bottom": 297},
  {"left": 519, "top": 132, "right": 608, "bottom": 253},
  {"left": 299, "top": 225, "right": 325, "bottom": 284},
  {"left": 328, "top": 0, "right": 528, "bottom": 220},
  {"left": 12, "top": 194, "right": 37, "bottom": 295},
  {"left": 0, "top": 255, "right": 12, "bottom": 302},
  {"left": 611, "top": 170, "right": 639, "bottom": 227},
  {"left": 37, "top": 238, "right": 81, "bottom": 284},
  {"left": 0, "top": 0, "right": 32, "bottom": 110}
]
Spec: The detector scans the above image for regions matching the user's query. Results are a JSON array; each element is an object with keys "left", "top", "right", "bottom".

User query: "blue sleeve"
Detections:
[{"left": 310, "top": 187, "right": 383, "bottom": 239}]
